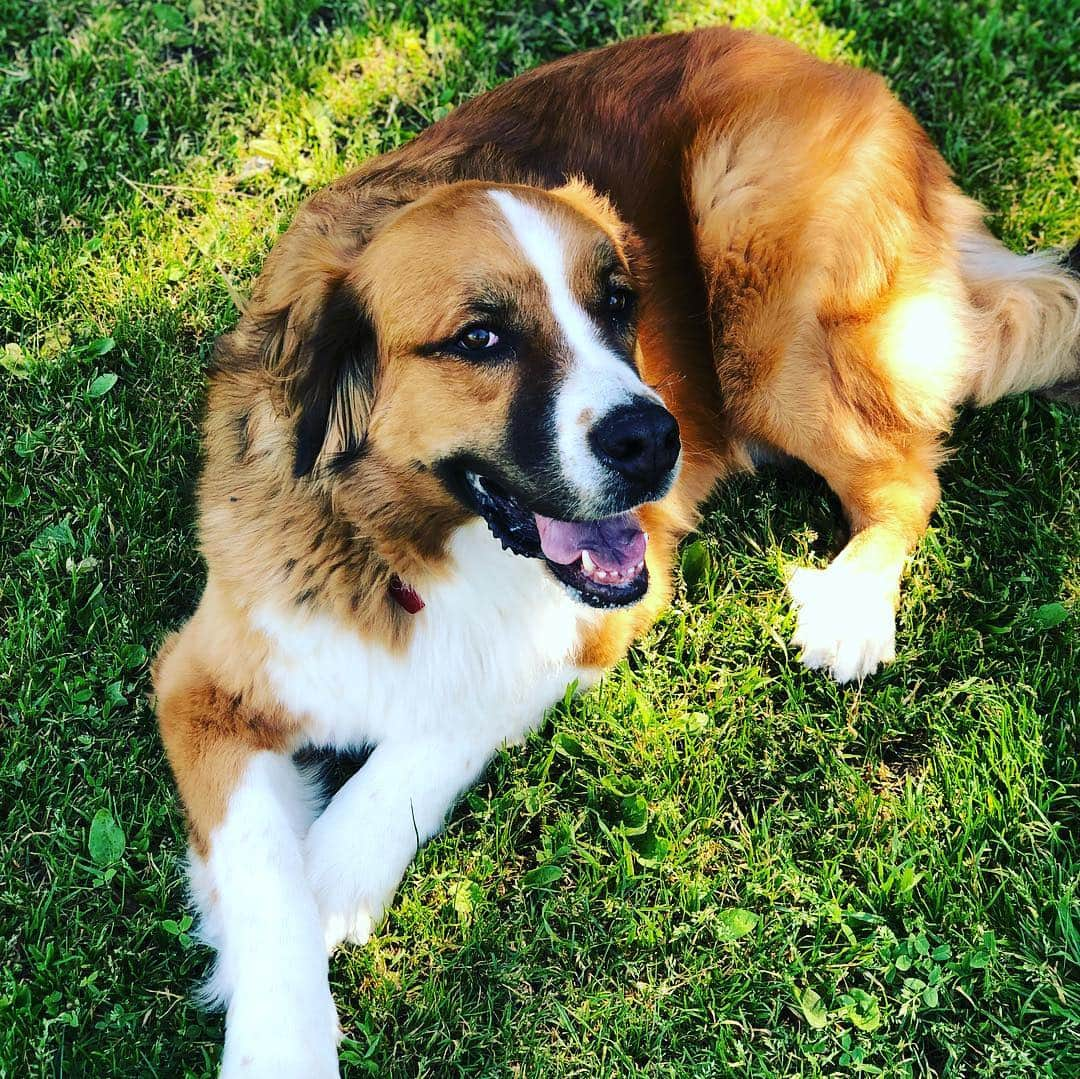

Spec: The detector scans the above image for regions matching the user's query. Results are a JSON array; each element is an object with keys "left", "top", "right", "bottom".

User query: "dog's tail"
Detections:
[{"left": 957, "top": 210, "right": 1080, "bottom": 406}]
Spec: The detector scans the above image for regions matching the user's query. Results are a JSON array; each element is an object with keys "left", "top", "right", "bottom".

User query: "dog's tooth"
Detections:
[{"left": 581, "top": 551, "right": 596, "bottom": 575}]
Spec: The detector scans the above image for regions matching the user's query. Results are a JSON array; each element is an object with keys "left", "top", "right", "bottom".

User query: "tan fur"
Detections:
[
  {"left": 153, "top": 590, "right": 299, "bottom": 851},
  {"left": 954, "top": 203, "right": 1080, "bottom": 404}
]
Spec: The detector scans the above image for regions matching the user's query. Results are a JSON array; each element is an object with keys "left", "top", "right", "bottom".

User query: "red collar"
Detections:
[{"left": 389, "top": 574, "right": 425, "bottom": 614}]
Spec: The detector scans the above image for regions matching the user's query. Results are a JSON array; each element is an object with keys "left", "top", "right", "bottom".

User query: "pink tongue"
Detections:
[{"left": 534, "top": 511, "right": 647, "bottom": 573}]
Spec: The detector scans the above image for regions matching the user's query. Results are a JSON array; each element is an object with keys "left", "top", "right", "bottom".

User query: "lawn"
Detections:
[{"left": 1, "top": 0, "right": 1078, "bottom": 1075}]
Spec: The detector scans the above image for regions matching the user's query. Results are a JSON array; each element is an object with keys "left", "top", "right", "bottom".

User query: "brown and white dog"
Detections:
[{"left": 153, "top": 27, "right": 1080, "bottom": 1076}]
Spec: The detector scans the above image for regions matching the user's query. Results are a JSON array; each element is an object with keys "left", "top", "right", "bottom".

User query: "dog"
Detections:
[{"left": 153, "top": 26, "right": 1080, "bottom": 1076}]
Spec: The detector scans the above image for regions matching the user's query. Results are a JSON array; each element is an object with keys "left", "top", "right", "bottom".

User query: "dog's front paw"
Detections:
[
  {"left": 306, "top": 822, "right": 393, "bottom": 955},
  {"left": 319, "top": 898, "right": 375, "bottom": 954},
  {"left": 787, "top": 563, "right": 897, "bottom": 683}
]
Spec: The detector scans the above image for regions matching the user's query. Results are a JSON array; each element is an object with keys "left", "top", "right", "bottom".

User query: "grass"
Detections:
[{"left": 1, "top": 0, "right": 1077, "bottom": 1075}]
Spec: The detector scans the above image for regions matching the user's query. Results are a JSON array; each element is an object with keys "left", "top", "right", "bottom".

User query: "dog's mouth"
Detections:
[{"left": 464, "top": 471, "right": 648, "bottom": 608}]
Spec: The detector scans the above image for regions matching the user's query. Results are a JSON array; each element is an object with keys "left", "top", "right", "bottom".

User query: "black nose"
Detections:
[{"left": 589, "top": 400, "right": 681, "bottom": 488}]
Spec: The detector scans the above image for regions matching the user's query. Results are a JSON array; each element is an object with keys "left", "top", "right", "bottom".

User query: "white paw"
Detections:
[
  {"left": 787, "top": 563, "right": 897, "bottom": 683},
  {"left": 305, "top": 822, "right": 393, "bottom": 955},
  {"left": 320, "top": 902, "right": 375, "bottom": 954}
]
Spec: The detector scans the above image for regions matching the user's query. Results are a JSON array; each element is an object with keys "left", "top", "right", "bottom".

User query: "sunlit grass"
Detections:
[
  {"left": 663, "top": 0, "right": 856, "bottom": 58},
  {"left": 2, "top": 1, "right": 1077, "bottom": 1076}
]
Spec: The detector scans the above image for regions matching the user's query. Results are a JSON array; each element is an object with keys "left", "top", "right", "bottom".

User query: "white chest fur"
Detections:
[{"left": 253, "top": 520, "right": 601, "bottom": 750}]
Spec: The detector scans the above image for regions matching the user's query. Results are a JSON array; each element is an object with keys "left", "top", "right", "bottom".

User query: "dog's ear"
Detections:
[
  {"left": 550, "top": 177, "right": 646, "bottom": 273},
  {"left": 282, "top": 277, "right": 376, "bottom": 478},
  {"left": 229, "top": 235, "right": 378, "bottom": 477}
]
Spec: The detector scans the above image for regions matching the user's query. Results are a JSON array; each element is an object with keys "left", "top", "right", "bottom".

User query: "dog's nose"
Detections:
[{"left": 589, "top": 399, "right": 680, "bottom": 488}]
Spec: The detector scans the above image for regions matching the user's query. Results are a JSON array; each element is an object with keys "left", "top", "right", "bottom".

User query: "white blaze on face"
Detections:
[{"left": 488, "top": 189, "right": 660, "bottom": 510}]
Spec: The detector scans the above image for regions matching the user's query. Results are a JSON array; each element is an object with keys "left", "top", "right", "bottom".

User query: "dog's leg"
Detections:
[
  {"left": 305, "top": 737, "right": 491, "bottom": 952},
  {"left": 786, "top": 448, "right": 940, "bottom": 683},
  {"left": 688, "top": 135, "right": 960, "bottom": 682},
  {"left": 156, "top": 671, "right": 339, "bottom": 1077},
  {"left": 205, "top": 753, "right": 338, "bottom": 1078}
]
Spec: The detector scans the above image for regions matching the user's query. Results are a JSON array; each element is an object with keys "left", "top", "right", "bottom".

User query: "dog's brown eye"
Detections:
[
  {"left": 606, "top": 287, "right": 633, "bottom": 315},
  {"left": 458, "top": 327, "right": 500, "bottom": 351}
]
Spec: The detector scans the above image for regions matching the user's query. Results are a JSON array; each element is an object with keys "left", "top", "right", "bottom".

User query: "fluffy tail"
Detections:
[{"left": 959, "top": 223, "right": 1080, "bottom": 406}]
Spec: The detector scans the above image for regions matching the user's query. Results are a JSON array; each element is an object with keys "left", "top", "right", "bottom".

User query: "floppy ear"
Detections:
[
  {"left": 283, "top": 279, "right": 376, "bottom": 477},
  {"left": 240, "top": 237, "right": 378, "bottom": 478}
]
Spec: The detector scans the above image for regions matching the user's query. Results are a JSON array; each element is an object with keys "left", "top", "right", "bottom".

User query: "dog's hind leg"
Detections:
[
  {"left": 783, "top": 440, "right": 942, "bottom": 682},
  {"left": 155, "top": 647, "right": 338, "bottom": 1078},
  {"left": 777, "top": 220, "right": 1080, "bottom": 681},
  {"left": 697, "top": 228, "right": 952, "bottom": 682},
  {"left": 687, "top": 99, "right": 961, "bottom": 682}
]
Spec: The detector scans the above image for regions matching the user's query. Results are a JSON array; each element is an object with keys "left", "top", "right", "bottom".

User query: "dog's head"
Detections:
[{"left": 233, "top": 179, "right": 680, "bottom": 609}]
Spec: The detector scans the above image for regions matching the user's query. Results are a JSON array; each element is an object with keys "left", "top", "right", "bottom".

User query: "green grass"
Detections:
[{"left": 1, "top": 1, "right": 1077, "bottom": 1075}]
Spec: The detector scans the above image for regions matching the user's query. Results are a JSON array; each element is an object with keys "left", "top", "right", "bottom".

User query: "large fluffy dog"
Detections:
[{"left": 153, "top": 26, "right": 1080, "bottom": 1075}]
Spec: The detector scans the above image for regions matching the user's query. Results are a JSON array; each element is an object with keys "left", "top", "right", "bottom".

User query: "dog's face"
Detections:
[{"left": 279, "top": 181, "right": 680, "bottom": 608}]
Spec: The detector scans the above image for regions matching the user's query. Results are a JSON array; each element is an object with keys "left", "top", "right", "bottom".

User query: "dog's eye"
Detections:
[
  {"left": 605, "top": 287, "right": 634, "bottom": 317},
  {"left": 457, "top": 326, "right": 500, "bottom": 351}
]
